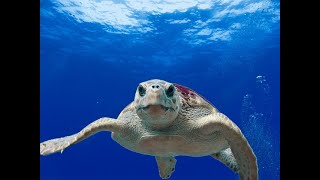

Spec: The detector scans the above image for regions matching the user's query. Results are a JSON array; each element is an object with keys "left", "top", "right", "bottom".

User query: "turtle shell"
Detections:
[{"left": 173, "top": 83, "right": 218, "bottom": 113}]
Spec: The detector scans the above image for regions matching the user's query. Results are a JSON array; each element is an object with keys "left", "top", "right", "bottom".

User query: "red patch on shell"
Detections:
[
  {"left": 173, "top": 83, "right": 216, "bottom": 110},
  {"left": 173, "top": 84, "right": 199, "bottom": 106},
  {"left": 174, "top": 84, "right": 188, "bottom": 92}
]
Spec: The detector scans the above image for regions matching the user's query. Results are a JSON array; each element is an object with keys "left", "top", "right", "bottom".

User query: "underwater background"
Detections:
[{"left": 40, "top": 0, "right": 280, "bottom": 179}]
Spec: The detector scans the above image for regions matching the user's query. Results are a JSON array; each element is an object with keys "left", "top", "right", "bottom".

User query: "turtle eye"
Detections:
[
  {"left": 138, "top": 85, "right": 146, "bottom": 97},
  {"left": 166, "top": 85, "right": 175, "bottom": 97}
]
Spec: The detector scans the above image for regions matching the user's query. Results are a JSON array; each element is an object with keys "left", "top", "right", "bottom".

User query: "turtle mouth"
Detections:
[
  {"left": 143, "top": 105, "right": 169, "bottom": 111},
  {"left": 139, "top": 104, "right": 174, "bottom": 112}
]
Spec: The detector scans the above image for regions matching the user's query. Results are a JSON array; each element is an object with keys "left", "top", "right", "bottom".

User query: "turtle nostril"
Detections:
[{"left": 152, "top": 85, "right": 160, "bottom": 89}]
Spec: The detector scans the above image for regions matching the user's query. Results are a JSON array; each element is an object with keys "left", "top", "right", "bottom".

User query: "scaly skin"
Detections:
[{"left": 40, "top": 79, "right": 258, "bottom": 180}]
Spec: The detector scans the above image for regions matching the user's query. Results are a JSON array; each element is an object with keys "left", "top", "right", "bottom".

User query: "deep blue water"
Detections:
[{"left": 40, "top": 0, "right": 280, "bottom": 179}]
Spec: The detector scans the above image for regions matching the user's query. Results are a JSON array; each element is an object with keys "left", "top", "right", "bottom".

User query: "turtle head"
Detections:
[{"left": 134, "top": 79, "right": 181, "bottom": 129}]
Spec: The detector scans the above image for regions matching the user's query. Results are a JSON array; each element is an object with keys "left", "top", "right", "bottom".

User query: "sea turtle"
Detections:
[{"left": 40, "top": 79, "right": 258, "bottom": 180}]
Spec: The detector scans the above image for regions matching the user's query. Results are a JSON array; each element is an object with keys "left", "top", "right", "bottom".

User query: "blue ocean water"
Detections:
[{"left": 40, "top": 0, "right": 280, "bottom": 180}]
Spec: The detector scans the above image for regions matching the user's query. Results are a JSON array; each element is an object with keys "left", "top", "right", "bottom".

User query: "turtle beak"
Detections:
[{"left": 146, "top": 91, "right": 162, "bottom": 104}]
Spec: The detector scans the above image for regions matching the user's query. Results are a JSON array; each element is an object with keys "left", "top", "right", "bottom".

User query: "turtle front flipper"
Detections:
[
  {"left": 211, "top": 148, "right": 239, "bottom": 173},
  {"left": 40, "top": 117, "right": 124, "bottom": 156},
  {"left": 155, "top": 156, "right": 177, "bottom": 179},
  {"left": 198, "top": 113, "right": 258, "bottom": 180}
]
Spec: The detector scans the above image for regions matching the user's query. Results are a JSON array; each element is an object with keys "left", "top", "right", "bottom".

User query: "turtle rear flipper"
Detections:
[
  {"left": 155, "top": 156, "right": 177, "bottom": 179},
  {"left": 211, "top": 148, "right": 239, "bottom": 173}
]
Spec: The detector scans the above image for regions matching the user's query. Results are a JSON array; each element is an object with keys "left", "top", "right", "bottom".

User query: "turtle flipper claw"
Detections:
[{"left": 40, "top": 135, "right": 76, "bottom": 156}]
